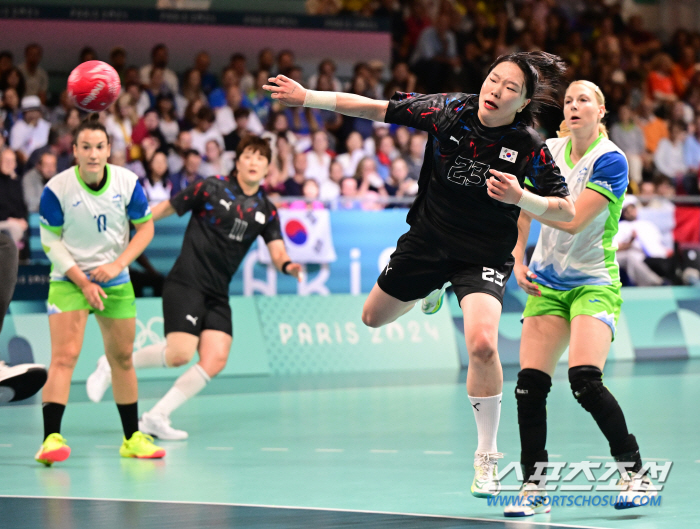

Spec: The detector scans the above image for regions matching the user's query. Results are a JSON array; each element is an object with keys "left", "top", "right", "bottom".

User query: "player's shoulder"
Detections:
[
  {"left": 108, "top": 163, "right": 140, "bottom": 184},
  {"left": 545, "top": 136, "right": 569, "bottom": 151},
  {"left": 596, "top": 137, "right": 627, "bottom": 158},
  {"left": 44, "top": 166, "right": 77, "bottom": 196}
]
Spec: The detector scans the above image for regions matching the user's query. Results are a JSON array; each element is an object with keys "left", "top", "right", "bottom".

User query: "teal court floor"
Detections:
[{"left": 0, "top": 359, "right": 698, "bottom": 529}]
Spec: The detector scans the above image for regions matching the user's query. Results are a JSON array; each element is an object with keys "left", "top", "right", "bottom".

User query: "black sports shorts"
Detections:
[
  {"left": 162, "top": 280, "right": 232, "bottom": 337},
  {"left": 376, "top": 227, "right": 514, "bottom": 306}
]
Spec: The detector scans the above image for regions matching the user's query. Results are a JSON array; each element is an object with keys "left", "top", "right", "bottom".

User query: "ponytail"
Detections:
[{"left": 486, "top": 51, "right": 567, "bottom": 127}]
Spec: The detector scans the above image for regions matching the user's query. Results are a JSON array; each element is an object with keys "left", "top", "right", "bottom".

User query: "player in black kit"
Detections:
[
  {"left": 264, "top": 52, "right": 574, "bottom": 497},
  {"left": 86, "top": 136, "right": 301, "bottom": 439}
]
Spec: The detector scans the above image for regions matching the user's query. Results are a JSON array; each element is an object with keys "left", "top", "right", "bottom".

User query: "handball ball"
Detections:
[{"left": 67, "top": 60, "right": 121, "bottom": 112}]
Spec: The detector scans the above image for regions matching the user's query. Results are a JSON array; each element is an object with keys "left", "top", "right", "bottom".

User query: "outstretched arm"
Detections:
[{"left": 263, "top": 74, "right": 389, "bottom": 122}]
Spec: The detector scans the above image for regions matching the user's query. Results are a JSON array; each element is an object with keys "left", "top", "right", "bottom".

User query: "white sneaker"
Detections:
[
  {"left": 421, "top": 283, "right": 449, "bottom": 314},
  {"left": 139, "top": 411, "right": 188, "bottom": 440},
  {"left": 471, "top": 451, "right": 503, "bottom": 498},
  {"left": 614, "top": 471, "right": 658, "bottom": 509},
  {"left": 86, "top": 355, "right": 112, "bottom": 403},
  {"left": 0, "top": 361, "right": 47, "bottom": 403},
  {"left": 504, "top": 482, "right": 551, "bottom": 517}
]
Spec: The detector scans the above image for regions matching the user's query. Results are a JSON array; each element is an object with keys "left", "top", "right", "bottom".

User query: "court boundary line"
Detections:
[{"left": 0, "top": 494, "right": 614, "bottom": 529}]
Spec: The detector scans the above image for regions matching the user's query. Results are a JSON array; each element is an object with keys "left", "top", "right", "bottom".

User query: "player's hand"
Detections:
[
  {"left": 262, "top": 75, "right": 306, "bottom": 107},
  {"left": 285, "top": 262, "right": 304, "bottom": 282},
  {"left": 514, "top": 263, "right": 541, "bottom": 297},
  {"left": 90, "top": 263, "right": 123, "bottom": 283},
  {"left": 487, "top": 169, "right": 523, "bottom": 205},
  {"left": 81, "top": 282, "right": 108, "bottom": 311}
]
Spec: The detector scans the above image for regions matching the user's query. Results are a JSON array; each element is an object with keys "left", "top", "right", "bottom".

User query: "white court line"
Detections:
[
  {"left": 0, "top": 494, "right": 616, "bottom": 529},
  {"left": 0, "top": 444, "right": 12, "bottom": 448},
  {"left": 95, "top": 445, "right": 119, "bottom": 449},
  {"left": 586, "top": 456, "right": 612, "bottom": 460},
  {"left": 370, "top": 449, "right": 398, "bottom": 454},
  {"left": 549, "top": 454, "right": 562, "bottom": 458},
  {"left": 315, "top": 449, "right": 343, "bottom": 453},
  {"left": 261, "top": 447, "right": 288, "bottom": 452},
  {"left": 695, "top": 460, "right": 700, "bottom": 463},
  {"left": 206, "top": 447, "right": 234, "bottom": 451},
  {"left": 424, "top": 451, "right": 452, "bottom": 455}
]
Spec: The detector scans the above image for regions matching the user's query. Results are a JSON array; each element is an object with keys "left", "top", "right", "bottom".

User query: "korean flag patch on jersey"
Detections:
[{"left": 499, "top": 147, "right": 518, "bottom": 163}]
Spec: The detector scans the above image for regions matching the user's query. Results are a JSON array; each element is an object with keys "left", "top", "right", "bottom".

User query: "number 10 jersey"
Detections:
[{"left": 39, "top": 164, "right": 152, "bottom": 286}]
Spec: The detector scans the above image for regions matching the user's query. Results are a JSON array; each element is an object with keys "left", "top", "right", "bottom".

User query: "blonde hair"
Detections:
[{"left": 557, "top": 80, "right": 608, "bottom": 138}]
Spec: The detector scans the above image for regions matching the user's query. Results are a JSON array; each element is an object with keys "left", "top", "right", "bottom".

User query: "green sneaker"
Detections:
[
  {"left": 119, "top": 431, "right": 166, "bottom": 459},
  {"left": 35, "top": 433, "right": 71, "bottom": 466},
  {"left": 421, "top": 283, "right": 449, "bottom": 314},
  {"left": 471, "top": 451, "right": 503, "bottom": 498}
]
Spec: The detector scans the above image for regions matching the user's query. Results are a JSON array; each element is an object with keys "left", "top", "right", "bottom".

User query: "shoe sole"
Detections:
[
  {"left": 138, "top": 427, "right": 188, "bottom": 441},
  {"left": 36, "top": 446, "right": 71, "bottom": 466},
  {"left": 120, "top": 449, "right": 166, "bottom": 459},
  {"left": 0, "top": 368, "right": 47, "bottom": 403},
  {"left": 422, "top": 296, "right": 443, "bottom": 315},
  {"left": 471, "top": 486, "right": 499, "bottom": 498}
]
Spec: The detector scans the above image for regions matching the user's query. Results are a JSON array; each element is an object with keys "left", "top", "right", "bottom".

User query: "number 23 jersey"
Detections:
[
  {"left": 385, "top": 92, "right": 569, "bottom": 265},
  {"left": 168, "top": 175, "right": 282, "bottom": 297}
]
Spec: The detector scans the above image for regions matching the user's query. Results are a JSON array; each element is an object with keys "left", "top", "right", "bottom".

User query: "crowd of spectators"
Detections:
[{"left": 3, "top": 1, "right": 700, "bottom": 284}]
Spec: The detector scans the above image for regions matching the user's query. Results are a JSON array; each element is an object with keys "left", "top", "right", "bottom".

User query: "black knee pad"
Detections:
[
  {"left": 515, "top": 369, "right": 552, "bottom": 427},
  {"left": 568, "top": 365, "right": 607, "bottom": 414}
]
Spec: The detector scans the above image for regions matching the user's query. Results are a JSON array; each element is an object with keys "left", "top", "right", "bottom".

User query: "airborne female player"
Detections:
[{"left": 264, "top": 52, "right": 575, "bottom": 497}]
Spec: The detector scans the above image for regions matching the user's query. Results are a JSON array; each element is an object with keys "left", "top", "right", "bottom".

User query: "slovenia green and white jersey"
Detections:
[
  {"left": 528, "top": 134, "right": 628, "bottom": 290},
  {"left": 39, "top": 164, "right": 152, "bottom": 285}
]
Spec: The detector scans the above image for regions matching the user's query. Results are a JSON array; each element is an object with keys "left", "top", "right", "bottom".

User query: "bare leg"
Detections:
[{"left": 361, "top": 283, "right": 416, "bottom": 328}]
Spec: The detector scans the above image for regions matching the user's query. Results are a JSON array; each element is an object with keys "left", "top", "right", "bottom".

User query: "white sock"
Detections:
[
  {"left": 132, "top": 342, "right": 168, "bottom": 369},
  {"left": 149, "top": 364, "right": 210, "bottom": 418},
  {"left": 469, "top": 393, "right": 502, "bottom": 453}
]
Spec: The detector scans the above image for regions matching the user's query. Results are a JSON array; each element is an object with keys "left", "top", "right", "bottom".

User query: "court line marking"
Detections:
[
  {"left": 586, "top": 456, "right": 612, "bottom": 460},
  {"left": 261, "top": 447, "right": 288, "bottom": 452},
  {"left": 370, "top": 449, "right": 398, "bottom": 453},
  {"left": 206, "top": 447, "right": 234, "bottom": 451},
  {"left": 424, "top": 450, "right": 452, "bottom": 455},
  {"left": 315, "top": 448, "right": 344, "bottom": 453},
  {"left": 0, "top": 444, "right": 12, "bottom": 448},
  {"left": 0, "top": 495, "right": 616, "bottom": 529}
]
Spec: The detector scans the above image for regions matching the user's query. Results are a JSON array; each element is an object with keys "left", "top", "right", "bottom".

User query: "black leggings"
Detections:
[{"left": 0, "top": 232, "right": 18, "bottom": 333}]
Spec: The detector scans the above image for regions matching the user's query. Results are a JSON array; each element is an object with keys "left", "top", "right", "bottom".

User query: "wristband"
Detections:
[
  {"left": 517, "top": 190, "right": 549, "bottom": 216},
  {"left": 281, "top": 261, "right": 292, "bottom": 275},
  {"left": 303, "top": 90, "right": 337, "bottom": 111}
]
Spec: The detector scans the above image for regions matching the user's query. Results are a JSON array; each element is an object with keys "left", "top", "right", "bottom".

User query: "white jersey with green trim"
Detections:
[
  {"left": 39, "top": 164, "right": 151, "bottom": 286},
  {"left": 528, "top": 135, "right": 628, "bottom": 290}
]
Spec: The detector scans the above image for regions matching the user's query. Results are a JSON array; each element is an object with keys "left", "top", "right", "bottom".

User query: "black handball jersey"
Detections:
[
  {"left": 168, "top": 175, "right": 282, "bottom": 297},
  {"left": 385, "top": 92, "right": 570, "bottom": 265}
]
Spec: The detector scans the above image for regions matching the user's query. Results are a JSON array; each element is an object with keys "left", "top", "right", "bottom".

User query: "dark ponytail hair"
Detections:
[
  {"left": 72, "top": 112, "right": 110, "bottom": 145},
  {"left": 486, "top": 51, "right": 567, "bottom": 126}
]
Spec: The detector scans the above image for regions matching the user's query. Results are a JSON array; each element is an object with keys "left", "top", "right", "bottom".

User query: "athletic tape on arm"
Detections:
[
  {"left": 303, "top": 90, "right": 337, "bottom": 111},
  {"left": 517, "top": 189, "right": 549, "bottom": 216},
  {"left": 40, "top": 224, "right": 77, "bottom": 275}
]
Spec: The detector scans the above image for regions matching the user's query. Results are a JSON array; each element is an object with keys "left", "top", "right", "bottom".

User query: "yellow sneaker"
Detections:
[
  {"left": 119, "top": 431, "right": 166, "bottom": 459},
  {"left": 35, "top": 433, "right": 71, "bottom": 466}
]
